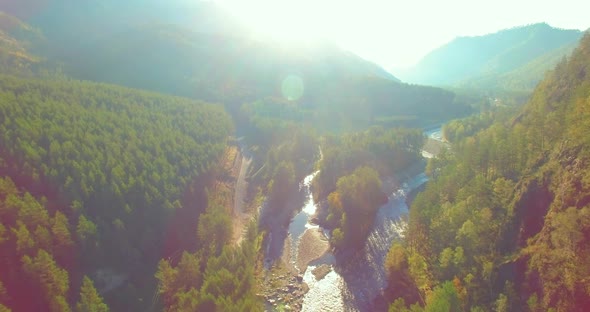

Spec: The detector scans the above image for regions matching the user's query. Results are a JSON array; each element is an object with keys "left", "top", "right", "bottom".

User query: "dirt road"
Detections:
[{"left": 231, "top": 149, "right": 252, "bottom": 244}]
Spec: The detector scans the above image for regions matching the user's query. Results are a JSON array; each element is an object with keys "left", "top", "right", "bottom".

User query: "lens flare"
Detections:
[{"left": 281, "top": 75, "right": 304, "bottom": 101}]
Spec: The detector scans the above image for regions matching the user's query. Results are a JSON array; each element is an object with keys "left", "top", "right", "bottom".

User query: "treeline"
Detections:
[
  {"left": 314, "top": 126, "right": 423, "bottom": 199},
  {"left": 0, "top": 74, "right": 232, "bottom": 310},
  {"left": 442, "top": 105, "right": 524, "bottom": 143},
  {"left": 240, "top": 81, "right": 471, "bottom": 136},
  {"left": 442, "top": 111, "right": 498, "bottom": 143},
  {"left": 322, "top": 76, "right": 470, "bottom": 129},
  {"left": 384, "top": 33, "right": 590, "bottom": 312},
  {"left": 314, "top": 127, "right": 424, "bottom": 250},
  {"left": 61, "top": 23, "right": 472, "bottom": 131}
]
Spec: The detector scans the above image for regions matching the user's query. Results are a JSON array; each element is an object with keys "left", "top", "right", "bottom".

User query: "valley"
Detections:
[{"left": 0, "top": 2, "right": 589, "bottom": 312}]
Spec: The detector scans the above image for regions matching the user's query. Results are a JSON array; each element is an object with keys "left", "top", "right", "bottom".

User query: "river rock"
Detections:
[
  {"left": 297, "top": 228, "right": 330, "bottom": 269},
  {"left": 311, "top": 264, "right": 332, "bottom": 280}
]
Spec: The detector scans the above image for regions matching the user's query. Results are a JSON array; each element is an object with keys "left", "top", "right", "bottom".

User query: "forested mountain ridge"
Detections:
[
  {"left": 385, "top": 32, "right": 590, "bottom": 311},
  {"left": 0, "top": 4, "right": 472, "bottom": 131},
  {"left": 400, "top": 23, "right": 583, "bottom": 91},
  {"left": 460, "top": 40, "right": 579, "bottom": 91}
]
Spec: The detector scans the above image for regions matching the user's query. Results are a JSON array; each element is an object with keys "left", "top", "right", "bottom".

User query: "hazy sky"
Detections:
[{"left": 217, "top": 0, "right": 589, "bottom": 69}]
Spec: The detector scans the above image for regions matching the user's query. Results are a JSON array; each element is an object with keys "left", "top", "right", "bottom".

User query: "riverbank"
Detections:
[
  {"left": 231, "top": 146, "right": 256, "bottom": 245},
  {"left": 260, "top": 263, "right": 309, "bottom": 311},
  {"left": 297, "top": 228, "right": 330, "bottom": 271},
  {"left": 406, "top": 182, "right": 427, "bottom": 206}
]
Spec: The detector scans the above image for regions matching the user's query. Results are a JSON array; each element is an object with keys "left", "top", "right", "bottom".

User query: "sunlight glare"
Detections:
[
  {"left": 281, "top": 75, "right": 304, "bottom": 101},
  {"left": 218, "top": 0, "right": 337, "bottom": 43}
]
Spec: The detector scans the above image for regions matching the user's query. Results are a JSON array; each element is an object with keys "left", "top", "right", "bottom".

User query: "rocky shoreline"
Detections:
[
  {"left": 260, "top": 269, "right": 308, "bottom": 311},
  {"left": 261, "top": 226, "right": 331, "bottom": 311},
  {"left": 296, "top": 228, "right": 330, "bottom": 270}
]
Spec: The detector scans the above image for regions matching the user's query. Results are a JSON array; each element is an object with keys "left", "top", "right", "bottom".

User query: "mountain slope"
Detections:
[
  {"left": 400, "top": 23, "right": 583, "bottom": 89},
  {"left": 0, "top": 4, "right": 469, "bottom": 131},
  {"left": 386, "top": 32, "right": 590, "bottom": 311},
  {"left": 462, "top": 40, "right": 579, "bottom": 90},
  {"left": 60, "top": 23, "right": 399, "bottom": 101},
  {"left": 0, "top": 75, "right": 233, "bottom": 311},
  {"left": 0, "top": 11, "right": 44, "bottom": 74}
]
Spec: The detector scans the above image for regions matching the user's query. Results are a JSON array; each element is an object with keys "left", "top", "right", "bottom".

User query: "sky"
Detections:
[{"left": 216, "top": 0, "right": 590, "bottom": 69}]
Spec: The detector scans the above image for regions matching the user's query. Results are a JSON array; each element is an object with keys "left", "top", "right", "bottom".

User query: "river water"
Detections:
[
  {"left": 283, "top": 170, "right": 428, "bottom": 311},
  {"left": 276, "top": 128, "right": 440, "bottom": 311},
  {"left": 424, "top": 127, "right": 443, "bottom": 141}
]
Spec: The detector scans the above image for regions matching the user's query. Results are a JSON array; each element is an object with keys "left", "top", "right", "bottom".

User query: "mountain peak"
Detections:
[{"left": 399, "top": 23, "right": 583, "bottom": 89}]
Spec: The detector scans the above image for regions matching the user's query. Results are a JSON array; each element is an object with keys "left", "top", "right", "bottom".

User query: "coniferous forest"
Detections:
[
  {"left": 385, "top": 34, "right": 590, "bottom": 312},
  {"left": 0, "top": 2, "right": 589, "bottom": 312}
]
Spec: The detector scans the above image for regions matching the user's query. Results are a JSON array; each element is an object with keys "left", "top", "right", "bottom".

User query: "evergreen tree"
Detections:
[{"left": 76, "top": 276, "right": 109, "bottom": 312}]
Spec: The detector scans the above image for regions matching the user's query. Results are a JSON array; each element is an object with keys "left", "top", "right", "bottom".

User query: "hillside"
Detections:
[
  {"left": 0, "top": 75, "right": 237, "bottom": 311},
  {"left": 385, "top": 32, "right": 590, "bottom": 311},
  {"left": 400, "top": 23, "right": 583, "bottom": 90},
  {"left": 0, "top": 11, "right": 44, "bottom": 74},
  {"left": 0, "top": 4, "right": 470, "bottom": 131},
  {"left": 59, "top": 23, "right": 469, "bottom": 131},
  {"left": 460, "top": 40, "right": 579, "bottom": 91}
]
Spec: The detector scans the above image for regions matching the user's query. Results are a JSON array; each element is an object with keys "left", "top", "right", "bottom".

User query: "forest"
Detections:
[
  {"left": 384, "top": 33, "right": 590, "bottom": 312},
  {"left": 313, "top": 127, "right": 424, "bottom": 250},
  {"left": 0, "top": 75, "right": 243, "bottom": 311},
  {"left": 0, "top": 2, "right": 589, "bottom": 312}
]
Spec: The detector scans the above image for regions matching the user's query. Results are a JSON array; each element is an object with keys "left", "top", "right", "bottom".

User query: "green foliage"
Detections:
[
  {"left": 0, "top": 175, "right": 83, "bottom": 310},
  {"left": 527, "top": 294, "right": 541, "bottom": 312},
  {"left": 314, "top": 127, "right": 424, "bottom": 250},
  {"left": 424, "top": 282, "right": 460, "bottom": 312},
  {"left": 385, "top": 243, "right": 423, "bottom": 306},
  {"left": 76, "top": 215, "right": 97, "bottom": 242},
  {"left": 76, "top": 276, "right": 109, "bottom": 312},
  {"left": 22, "top": 250, "right": 70, "bottom": 312},
  {"left": 403, "top": 23, "right": 582, "bottom": 90},
  {"left": 197, "top": 202, "right": 233, "bottom": 255},
  {"left": 51, "top": 211, "right": 73, "bottom": 249},
  {"left": 325, "top": 166, "right": 384, "bottom": 249},
  {"left": 442, "top": 112, "right": 496, "bottom": 143},
  {"left": 390, "top": 298, "right": 410, "bottom": 312},
  {"left": 156, "top": 201, "right": 263, "bottom": 311},
  {"left": 0, "top": 74, "right": 231, "bottom": 270},
  {"left": 385, "top": 243, "right": 408, "bottom": 277},
  {"left": 240, "top": 82, "right": 468, "bottom": 145},
  {"left": 315, "top": 126, "right": 424, "bottom": 199},
  {"left": 0, "top": 74, "right": 231, "bottom": 310},
  {"left": 266, "top": 161, "right": 296, "bottom": 213},
  {"left": 390, "top": 33, "right": 590, "bottom": 312}
]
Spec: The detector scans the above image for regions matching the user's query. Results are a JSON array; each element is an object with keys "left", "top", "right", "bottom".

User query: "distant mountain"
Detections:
[
  {"left": 0, "top": 2, "right": 470, "bottom": 131},
  {"left": 399, "top": 23, "right": 583, "bottom": 90},
  {"left": 3, "top": 1, "right": 400, "bottom": 96},
  {"left": 59, "top": 23, "right": 399, "bottom": 101},
  {"left": 460, "top": 40, "right": 579, "bottom": 91},
  {"left": 395, "top": 32, "right": 590, "bottom": 312}
]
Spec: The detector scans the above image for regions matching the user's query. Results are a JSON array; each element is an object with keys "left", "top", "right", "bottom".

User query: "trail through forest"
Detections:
[{"left": 232, "top": 148, "right": 253, "bottom": 244}]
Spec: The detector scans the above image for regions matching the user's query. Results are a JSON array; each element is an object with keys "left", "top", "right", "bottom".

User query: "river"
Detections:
[
  {"left": 270, "top": 127, "right": 440, "bottom": 311},
  {"left": 288, "top": 172, "right": 428, "bottom": 311}
]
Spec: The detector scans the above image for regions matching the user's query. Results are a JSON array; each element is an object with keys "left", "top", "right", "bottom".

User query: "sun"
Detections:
[{"left": 217, "top": 0, "right": 333, "bottom": 43}]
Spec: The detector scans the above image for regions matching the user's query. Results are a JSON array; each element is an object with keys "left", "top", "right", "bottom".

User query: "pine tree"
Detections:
[{"left": 76, "top": 276, "right": 109, "bottom": 312}]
